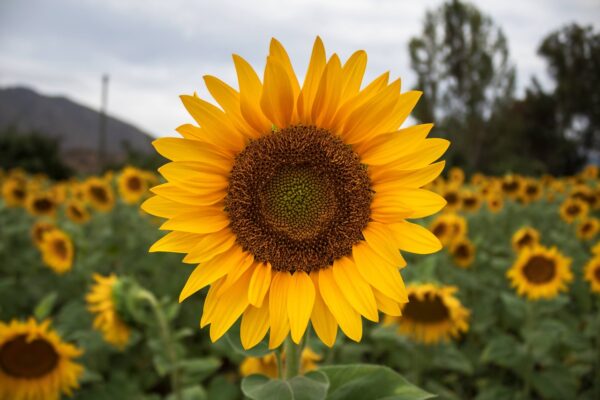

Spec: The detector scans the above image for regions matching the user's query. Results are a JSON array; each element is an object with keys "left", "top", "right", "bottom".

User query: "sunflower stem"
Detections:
[
  {"left": 284, "top": 336, "right": 303, "bottom": 379},
  {"left": 137, "top": 290, "right": 182, "bottom": 400}
]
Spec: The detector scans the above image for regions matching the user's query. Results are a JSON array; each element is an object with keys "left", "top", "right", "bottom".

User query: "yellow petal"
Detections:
[
  {"left": 311, "top": 54, "right": 343, "bottom": 129},
  {"left": 182, "top": 229, "right": 236, "bottom": 264},
  {"left": 152, "top": 138, "right": 233, "bottom": 167},
  {"left": 389, "top": 189, "right": 447, "bottom": 219},
  {"left": 180, "top": 95, "right": 245, "bottom": 153},
  {"left": 151, "top": 183, "right": 225, "bottom": 206},
  {"left": 158, "top": 162, "right": 228, "bottom": 190},
  {"left": 287, "top": 271, "right": 315, "bottom": 343},
  {"left": 241, "top": 298, "right": 270, "bottom": 350},
  {"left": 356, "top": 124, "right": 433, "bottom": 165},
  {"left": 179, "top": 246, "right": 245, "bottom": 302},
  {"left": 370, "top": 161, "right": 445, "bottom": 187},
  {"left": 298, "top": 37, "right": 326, "bottom": 123},
  {"left": 332, "top": 257, "right": 379, "bottom": 322},
  {"left": 160, "top": 211, "right": 229, "bottom": 235},
  {"left": 218, "top": 253, "right": 255, "bottom": 295},
  {"left": 149, "top": 231, "right": 204, "bottom": 253},
  {"left": 233, "top": 55, "right": 272, "bottom": 134},
  {"left": 269, "top": 38, "right": 300, "bottom": 101},
  {"left": 310, "top": 273, "right": 338, "bottom": 347},
  {"left": 248, "top": 262, "right": 272, "bottom": 307},
  {"left": 361, "top": 222, "right": 406, "bottom": 268},
  {"left": 352, "top": 242, "right": 407, "bottom": 303},
  {"left": 340, "top": 50, "right": 367, "bottom": 102},
  {"left": 378, "top": 91, "right": 422, "bottom": 133},
  {"left": 388, "top": 221, "right": 442, "bottom": 254},
  {"left": 141, "top": 196, "right": 190, "bottom": 218},
  {"left": 209, "top": 269, "right": 252, "bottom": 342},
  {"left": 370, "top": 194, "right": 414, "bottom": 223},
  {"left": 175, "top": 124, "right": 204, "bottom": 140},
  {"left": 261, "top": 56, "right": 295, "bottom": 128},
  {"left": 200, "top": 278, "right": 225, "bottom": 328},
  {"left": 373, "top": 288, "right": 402, "bottom": 316},
  {"left": 384, "top": 138, "right": 450, "bottom": 170},
  {"left": 269, "top": 272, "right": 291, "bottom": 349},
  {"left": 318, "top": 268, "right": 362, "bottom": 342}
]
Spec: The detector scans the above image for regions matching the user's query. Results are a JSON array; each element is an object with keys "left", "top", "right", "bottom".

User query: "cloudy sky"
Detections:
[{"left": 1, "top": 0, "right": 598, "bottom": 137}]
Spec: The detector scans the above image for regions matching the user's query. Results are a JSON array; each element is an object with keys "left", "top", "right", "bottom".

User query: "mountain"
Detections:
[{"left": 0, "top": 86, "right": 154, "bottom": 172}]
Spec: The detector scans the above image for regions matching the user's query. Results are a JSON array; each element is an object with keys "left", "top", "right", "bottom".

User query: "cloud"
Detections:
[{"left": 0, "top": 0, "right": 598, "bottom": 137}]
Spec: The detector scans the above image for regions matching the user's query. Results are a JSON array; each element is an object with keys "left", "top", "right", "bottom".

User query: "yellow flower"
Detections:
[
  {"left": 118, "top": 166, "right": 148, "bottom": 204},
  {"left": 1, "top": 177, "right": 27, "bottom": 207},
  {"left": 441, "top": 185, "right": 461, "bottom": 212},
  {"left": 584, "top": 256, "right": 600, "bottom": 294},
  {"left": 520, "top": 179, "right": 542, "bottom": 204},
  {"left": 65, "top": 200, "right": 91, "bottom": 224},
  {"left": 512, "top": 227, "right": 540, "bottom": 253},
  {"left": 592, "top": 241, "right": 600, "bottom": 256},
  {"left": 470, "top": 172, "right": 486, "bottom": 186},
  {"left": 501, "top": 175, "right": 522, "bottom": 199},
  {"left": 430, "top": 213, "right": 468, "bottom": 247},
  {"left": 581, "top": 165, "right": 598, "bottom": 180},
  {"left": 84, "top": 177, "right": 115, "bottom": 212},
  {"left": 240, "top": 347, "right": 321, "bottom": 378},
  {"left": 576, "top": 217, "right": 599, "bottom": 240},
  {"left": 0, "top": 318, "right": 83, "bottom": 400},
  {"left": 570, "top": 185, "right": 599, "bottom": 210},
  {"left": 485, "top": 192, "right": 503, "bottom": 213},
  {"left": 460, "top": 190, "right": 481, "bottom": 212},
  {"left": 559, "top": 198, "right": 588, "bottom": 224},
  {"left": 86, "top": 274, "right": 131, "bottom": 349},
  {"left": 40, "top": 229, "right": 74, "bottom": 274},
  {"left": 25, "top": 192, "right": 57, "bottom": 217},
  {"left": 31, "top": 221, "right": 56, "bottom": 248},
  {"left": 448, "top": 167, "right": 464, "bottom": 185},
  {"left": 386, "top": 284, "right": 469, "bottom": 344},
  {"left": 450, "top": 237, "right": 475, "bottom": 268},
  {"left": 507, "top": 245, "right": 572, "bottom": 300},
  {"left": 142, "top": 38, "right": 447, "bottom": 349}
]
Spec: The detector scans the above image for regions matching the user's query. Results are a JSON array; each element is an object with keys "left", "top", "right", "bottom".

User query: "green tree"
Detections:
[{"left": 409, "top": 0, "right": 515, "bottom": 171}]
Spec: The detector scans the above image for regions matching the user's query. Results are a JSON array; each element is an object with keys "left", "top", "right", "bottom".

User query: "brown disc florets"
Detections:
[
  {"left": 403, "top": 294, "right": 449, "bottom": 323},
  {"left": 523, "top": 256, "right": 556, "bottom": 284},
  {"left": 0, "top": 335, "right": 59, "bottom": 378},
  {"left": 226, "top": 125, "right": 372, "bottom": 273}
]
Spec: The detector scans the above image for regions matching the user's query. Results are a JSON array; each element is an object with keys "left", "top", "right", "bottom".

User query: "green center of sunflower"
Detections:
[
  {"left": 0, "top": 335, "right": 59, "bottom": 378},
  {"left": 522, "top": 255, "right": 556, "bottom": 284},
  {"left": 226, "top": 125, "right": 372, "bottom": 273},
  {"left": 403, "top": 294, "right": 449, "bottom": 323}
]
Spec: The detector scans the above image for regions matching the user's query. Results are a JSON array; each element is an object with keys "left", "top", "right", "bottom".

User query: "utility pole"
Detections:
[{"left": 98, "top": 74, "right": 109, "bottom": 172}]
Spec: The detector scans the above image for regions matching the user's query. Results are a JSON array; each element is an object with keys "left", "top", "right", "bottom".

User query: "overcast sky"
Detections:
[{"left": 1, "top": 0, "right": 598, "bottom": 137}]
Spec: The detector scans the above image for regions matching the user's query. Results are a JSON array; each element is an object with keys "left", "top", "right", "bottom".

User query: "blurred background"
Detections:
[{"left": 1, "top": 0, "right": 599, "bottom": 178}]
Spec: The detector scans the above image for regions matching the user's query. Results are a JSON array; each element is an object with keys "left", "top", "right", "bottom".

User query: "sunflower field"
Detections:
[{"left": 1, "top": 39, "right": 600, "bottom": 400}]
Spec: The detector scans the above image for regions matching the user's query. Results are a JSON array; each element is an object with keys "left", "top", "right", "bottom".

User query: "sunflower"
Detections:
[
  {"left": 386, "top": 284, "right": 469, "bottom": 344},
  {"left": 593, "top": 241, "right": 600, "bottom": 255},
  {"left": 507, "top": 245, "right": 572, "bottom": 300},
  {"left": 429, "top": 213, "right": 467, "bottom": 247},
  {"left": 511, "top": 227, "right": 540, "bottom": 253},
  {"left": 0, "top": 318, "right": 83, "bottom": 400},
  {"left": 486, "top": 192, "right": 503, "bottom": 213},
  {"left": 559, "top": 198, "right": 588, "bottom": 224},
  {"left": 142, "top": 37, "right": 447, "bottom": 349},
  {"left": 576, "top": 217, "right": 599, "bottom": 240},
  {"left": 84, "top": 177, "right": 115, "bottom": 212},
  {"left": 570, "top": 184, "right": 598, "bottom": 209},
  {"left": 460, "top": 190, "right": 481, "bottom": 212},
  {"left": 448, "top": 167, "right": 464, "bottom": 185},
  {"left": 441, "top": 185, "right": 461, "bottom": 212},
  {"left": 25, "top": 192, "right": 57, "bottom": 218},
  {"left": 584, "top": 256, "right": 600, "bottom": 294},
  {"left": 118, "top": 166, "right": 148, "bottom": 204},
  {"left": 520, "top": 179, "right": 542, "bottom": 204},
  {"left": 240, "top": 347, "right": 321, "bottom": 378},
  {"left": 86, "top": 274, "right": 131, "bottom": 349},
  {"left": 450, "top": 237, "right": 475, "bottom": 268},
  {"left": 1, "top": 177, "right": 27, "bottom": 207},
  {"left": 65, "top": 200, "right": 91, "bottom": 224},
  {"left": 40, "top": 229, "right": 74, "bottom": 274},
  {"left": 470, "top": 172, "right": 486, "bottom": 186},
  {"left": 501, "top": 175, "right": 522, "bottom": 199},
  {"left": 581, "top": 165, "right": 598, "bottom": 180},
  {"left": 31, "top": 221, "right": 56, "bottom": 248}
]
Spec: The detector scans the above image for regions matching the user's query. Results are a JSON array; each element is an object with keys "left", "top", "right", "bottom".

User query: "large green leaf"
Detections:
[
  {"left": 241, "top": 371, "right": 329, "bottom": 400},
  {"left": 320, "top": 364, "right": 434, "bottom": 400}
]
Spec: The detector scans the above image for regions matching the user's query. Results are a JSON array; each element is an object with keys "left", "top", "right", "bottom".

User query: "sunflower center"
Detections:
[
  {"left": 226, "top": 125, "right": 372, "bottom": 273},
  {"left": 516, "top": 233, "right": 533, "bottom": 248},
  {"left": 90, "top": 186, "right": 108, "bottom": 203},
  {"left": 13, "top": 188, "right": 25, "bottom": 200},
  {"left": 566, "top": 205, "right": 580, "bottom": 216},
  {"left": 70, "top": 204, "right": 84, "bottom": 219},
  {"left": 463, "top": 197, "right": 476, "bottom": 207},
  {"left": 526, "top": 185, "right": 538, "bottom": 195},
  {"left": 33, "top": 198, "right": 53, "bottom": 212},
  {"left": 454, "top": 244, "right": 470, "bottom": 259},
  {"left": 53, "top": 239, "right": 68, "bottom": 260},
  {"left": 0, "top": 335, "right": 59, "bottom": 378},
  {"left": 403, "top": 294, "right": 449, "bottom": 323},
  {"left": 444, "top": 192, "right": 459, "bottom": 205},
  {"left": 502, "top": 181, "right": 519, "bottom": 192},
  {"left": 127, "top": 176, "right": 142, "bottom": 191},
  {"left": 432, "top": 222, "right": 447, "bottom": 238},
  {"left": 523, "top": 256, "right": 556, "bottom": 284},
  {"left": 595, "top": 266, "right": 600, "bottom": 282}
]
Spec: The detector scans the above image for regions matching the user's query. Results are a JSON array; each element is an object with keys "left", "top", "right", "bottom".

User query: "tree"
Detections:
[
  {"left": 409, "top": 0, "right": 515, "bottom": 171},
  {"left": 538, "top": 24, "right": 600, "bottom": 155}
]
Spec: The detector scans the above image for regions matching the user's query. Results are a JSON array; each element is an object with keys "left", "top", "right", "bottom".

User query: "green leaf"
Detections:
[
  {"left": 531, "top": 366, "right": 578, "bottom": 400},
  {"left": 320, "top": 364, "right": 434, "bottom": 400},
  {"left": 207, "top": 375, "right": 241, "bottom": 400},
  {"left": 480, "top": 334, "right": 527, "bottom": 371},
  {"left": 241, "top": 371, "right": 329, "bottom": 400},
  {"left": 430, "top": 345, "right": 473, "bottom": 375},
  {"left": 166, "top": 385, "right": 207, "bottom": 400},
  {"left": 34, "top": 291, "right": 58, "bottom": 320},
  {"left": 179, "top": 357, "right": 222, "bottom": 383}
]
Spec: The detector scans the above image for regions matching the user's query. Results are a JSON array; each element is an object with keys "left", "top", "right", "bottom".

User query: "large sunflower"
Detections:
[
  {"left": 86, "top": 274, "right": 131, "bottom": 349},
  {"left": 507, "top": 245, "right": 572, "bottom": 300},
  {"left": 142, "top": 38, "right": 447, "bottom": 349},
  {"left": 385, "top": 284, "right": 469, "bottom": 344},
  {"left": 40, "top": 229, "right": 74, "bottom": 274},
  {"left": 584, "top": 256, "right": 600, "bottom": 294},
  {"left": 118, "top": 166, "right": 148, "bottom": 204},
  {"left": 0, "top": 318, "right": 83, "bottom": 400}
]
